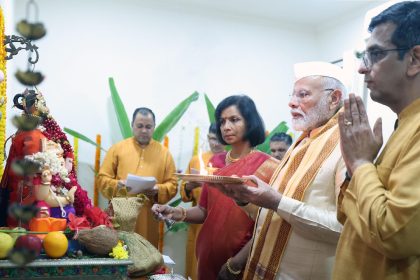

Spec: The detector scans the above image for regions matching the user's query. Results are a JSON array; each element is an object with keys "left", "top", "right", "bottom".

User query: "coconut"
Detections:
[{"left": 77, "top": 226, "right": 118, "bottom": 256}]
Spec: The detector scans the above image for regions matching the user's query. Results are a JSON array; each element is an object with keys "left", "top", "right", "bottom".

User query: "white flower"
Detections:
[{"left": 25, "top": 150, "right": 70, "bottom": 182}]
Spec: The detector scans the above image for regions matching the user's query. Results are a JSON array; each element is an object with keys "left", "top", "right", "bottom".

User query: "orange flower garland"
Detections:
[
  {"left": 0, "top": 8, "right": 7, "bottom": 178},
  {"left": 158, "top": 135, "right": 169, "bottom": 253}
]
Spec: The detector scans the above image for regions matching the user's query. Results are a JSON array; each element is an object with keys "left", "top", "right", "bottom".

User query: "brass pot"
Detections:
[
  {"left": 15, "top": 69, "right": 44, "bottom": 86},
  {"left": 16, "top": 19, "right": 46, "bottom": 40}
]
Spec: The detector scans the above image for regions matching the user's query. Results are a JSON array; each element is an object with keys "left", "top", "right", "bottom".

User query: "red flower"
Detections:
[
  {"left": 68, "top": 213, "right": 91, "bottom": 231},
  {"left": 84, "top": 207, "right": 113, "bottom": 228}
]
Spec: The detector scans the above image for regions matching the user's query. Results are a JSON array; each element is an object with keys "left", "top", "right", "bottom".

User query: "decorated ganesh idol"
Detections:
[
  {"left": 0, "top": 89, "right": 91, "bottom": 227},
  {"left": 28, "top": 139, "right": 77, "bottom": 219}
]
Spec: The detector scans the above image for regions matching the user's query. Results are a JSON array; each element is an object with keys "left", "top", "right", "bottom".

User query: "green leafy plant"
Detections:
[
  {"left": 153, "top": 91, "right": 199, "bottom": 142},
  {"left": 168, "top": 198, "right": 182, "bottom": 208},
  {"left": 108, "top": 78, "right": 132, "bottom": 139},
  {"left": 166, "top": 222, "right": 188, "bottom": 233},
  {"left": 64, "top": 79, "right": 199, "bottom": 149},
  {"left": 204, "top": 93, "right": 216, "bottom": 124},
  {"left": 63, "top": 128, "right": 107, "bottom": 152}
]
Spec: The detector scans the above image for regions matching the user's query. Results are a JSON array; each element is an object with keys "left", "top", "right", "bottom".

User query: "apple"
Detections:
[{"left": 9, "top": 235, "right": 42, "bottom": 266}]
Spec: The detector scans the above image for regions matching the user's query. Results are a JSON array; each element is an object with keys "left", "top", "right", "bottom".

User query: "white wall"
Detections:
[
  {"left": 4, "top": 0, "right": 321, "bottom": 274},
  {"left": 315, "top": 1, "right": 397, "bottom": 142}
]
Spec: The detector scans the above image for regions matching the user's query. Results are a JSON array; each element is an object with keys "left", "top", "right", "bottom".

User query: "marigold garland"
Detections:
[
  {"left": 158, "top": 135, "right": 170, "bottom": 253},
  {"left": 0, "top": 8, "right": 7, "bottom": 178},
  {"left": 73, "top": 137, "right": 79, "bottom": 171}
]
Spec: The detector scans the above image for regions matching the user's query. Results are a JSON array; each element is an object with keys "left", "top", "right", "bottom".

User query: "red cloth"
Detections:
[
  {"left": 0, "top": 130, "right": 46, "bottom": 227},
  {"left": 196, "top": 152, "right": 271, "bottom": 280}
]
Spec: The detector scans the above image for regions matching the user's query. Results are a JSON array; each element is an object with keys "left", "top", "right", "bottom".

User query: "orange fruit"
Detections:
[{"left": 43, "top": 231, "right": 68, "bottom": 258}]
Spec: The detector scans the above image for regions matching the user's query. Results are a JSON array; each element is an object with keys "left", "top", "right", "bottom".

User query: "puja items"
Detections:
[{"left": 77, "top": 225, "right": 118, "bottom": 256}]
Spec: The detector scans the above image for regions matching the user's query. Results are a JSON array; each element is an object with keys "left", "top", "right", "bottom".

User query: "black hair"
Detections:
[
  {"left": 369, "top": 1, "right": 420, "bottom": 58},
  {"left": 13, "top": 90, "right": 37, "bottom": 112},
  {"left": 208, "top": 123, "right": 218, "bottom": 135},
  {"left": 132, "top": 107, "right": 155, "bottom": 126},
  {"left": 214, "top": 95, "right": 265, "bottom": 147},
  {"left": 270, "top": 132, "right": 292, "bottom": 146}
]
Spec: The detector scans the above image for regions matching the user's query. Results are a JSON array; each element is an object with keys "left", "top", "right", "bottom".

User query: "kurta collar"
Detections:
[
  {"left": 397, "top": 98, "right": 420, "bottom": 124},
  {"left": 130, "top": 137, "right": 157, "bottom": 149}
]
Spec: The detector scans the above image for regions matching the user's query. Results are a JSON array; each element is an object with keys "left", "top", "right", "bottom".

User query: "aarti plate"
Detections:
[{"left": 174, "top": 173, "right": 246, "bottom": 184}]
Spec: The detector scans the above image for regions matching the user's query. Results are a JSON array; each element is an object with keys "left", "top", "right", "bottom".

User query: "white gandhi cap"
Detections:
[{"left": 293, "top": 61, "right": 347, "bottom": 87}]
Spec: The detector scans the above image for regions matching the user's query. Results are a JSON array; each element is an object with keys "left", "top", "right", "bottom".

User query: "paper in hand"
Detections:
[{"left": 125, "top": 173, "right": 156, "bottom": 194}]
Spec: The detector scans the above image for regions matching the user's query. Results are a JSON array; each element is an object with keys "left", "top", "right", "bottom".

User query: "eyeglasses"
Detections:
[
  {"left": 289, "top": 88, "right": 334, "bottom": 104},
  {"left": 360, "top": 48, "right": 409, "bottom": 69}
]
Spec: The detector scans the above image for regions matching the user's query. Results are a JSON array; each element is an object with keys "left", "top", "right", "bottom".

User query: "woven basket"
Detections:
[{"left": 107, "top": 188, "right": 147, "bottom": 232}]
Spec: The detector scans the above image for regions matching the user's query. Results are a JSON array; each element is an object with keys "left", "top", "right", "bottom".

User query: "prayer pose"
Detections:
[{"left": 333, "top": 2, "right": 420, "bottom": 279}]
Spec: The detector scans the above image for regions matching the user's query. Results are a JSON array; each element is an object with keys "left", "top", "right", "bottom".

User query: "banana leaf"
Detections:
[
  {"left": 204, "top": 93, "right": 216, "bottom": 124},
  {"left": 167, "top": 222, "right": 189, "bottom": 233},
  {"left": 108, "top": 77, "right": 133, "bottom": 139},
  {"left": 256, "top": 121, "right": 289, "bottom": 153},
  {"left": 168, "top": 198, "right": 182, "bottom": 208},
  {"left": 153, "top": 91, "right": 199, "bottom": 142},
  {"left": 63, "top": 127, "right": 107, "bottom": 152}
]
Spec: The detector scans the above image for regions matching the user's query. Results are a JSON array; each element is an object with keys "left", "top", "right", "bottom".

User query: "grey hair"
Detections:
[{"left": 319, "top": 76, "right": 347, "bottom": 107}]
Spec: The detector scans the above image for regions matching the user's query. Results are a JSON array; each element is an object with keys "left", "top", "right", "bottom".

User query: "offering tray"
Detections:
[{"left": 174, "top": 173, "right": 245, "bottom": 184}]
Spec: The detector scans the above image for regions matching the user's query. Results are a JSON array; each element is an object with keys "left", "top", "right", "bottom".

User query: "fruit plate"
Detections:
[{"left": 174, "top": 173, "right": 245, "bottom": 184}]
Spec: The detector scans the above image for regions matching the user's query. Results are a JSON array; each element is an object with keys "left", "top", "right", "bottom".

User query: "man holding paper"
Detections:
[{"left": 97, "top": 107, "right": 177, "bottom": 248}]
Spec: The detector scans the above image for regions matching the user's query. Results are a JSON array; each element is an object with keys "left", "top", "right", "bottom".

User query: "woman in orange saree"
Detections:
[{"left": 153, "top": 95, "right": 278, "bottom": 280}]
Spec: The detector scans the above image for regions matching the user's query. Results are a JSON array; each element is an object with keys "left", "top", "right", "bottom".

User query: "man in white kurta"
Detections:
[{"left": 215, "top": 62, "right": 347, "bottom": 279}]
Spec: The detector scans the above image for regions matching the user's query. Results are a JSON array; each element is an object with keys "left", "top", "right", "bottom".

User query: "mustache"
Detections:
[{"left": 291, "top": 108, "right": 305, "bottom": 116}]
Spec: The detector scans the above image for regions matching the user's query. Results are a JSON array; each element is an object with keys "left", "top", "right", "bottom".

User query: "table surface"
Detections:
[
  {"left": 0, "top": 257, "right": 133, "bottom": 280},
  {"left": 0, "top": 257, "right": 133, "bottom": 268}
]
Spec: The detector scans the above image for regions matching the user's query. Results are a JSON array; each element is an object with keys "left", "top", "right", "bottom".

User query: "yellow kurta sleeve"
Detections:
[
  {"left": 342, "top": 130, "right": 420, "bottom": 259},
  {"left": 156, "top": 148, "right": 177, "bottom": 204},
  {"left": 97, "top": 144, "right": 119, "bottom": 200}
]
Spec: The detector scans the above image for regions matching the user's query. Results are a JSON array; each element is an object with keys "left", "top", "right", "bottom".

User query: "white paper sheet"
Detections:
[
  {"left": 162, "top": 255, "right": 176, "bottom": 265},
  {"left": 125, "top": 173, "right": 156, "bottom": 194}
]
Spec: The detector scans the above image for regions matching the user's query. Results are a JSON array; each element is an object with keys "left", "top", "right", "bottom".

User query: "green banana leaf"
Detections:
[
  {"left": 63, "top": 127, "right": 107, "bottom": 152},
  {"left": 256, "top": 121, "right": 289, "bottom": 153},
  {"left": 167, "top": 222, "right": 189, "bottom": 233},
  {"left": 168, "top": 198, "right": 182, "bottom": 207},
  {"left": 108, "top": 77, "right": 133, "bottom": 139},
  {"left": 204, "top": 93, "right": 216, "bottom": 124},
  {"left": 153, "top": 91, "right": 199, "bottom": 142}
]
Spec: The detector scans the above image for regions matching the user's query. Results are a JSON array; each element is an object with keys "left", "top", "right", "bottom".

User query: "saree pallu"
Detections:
[{"left": 196, "top": 151, "right": 278, "bottom": 280}]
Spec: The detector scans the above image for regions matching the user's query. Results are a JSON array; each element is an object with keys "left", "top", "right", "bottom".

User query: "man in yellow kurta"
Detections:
[
  {"left": 180, "top": 123, "right": 225, "bottom": 280},
  {"left": 97, "top": 107, "right": 177, "bottom": 248},
  {"left": 333, "top": 2, "right": 420, "bottom": 279}
]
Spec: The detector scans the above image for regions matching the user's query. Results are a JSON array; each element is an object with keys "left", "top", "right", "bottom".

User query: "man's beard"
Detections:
[{"left": 291, "top": 96, "right": 332, "bottom": 132}]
